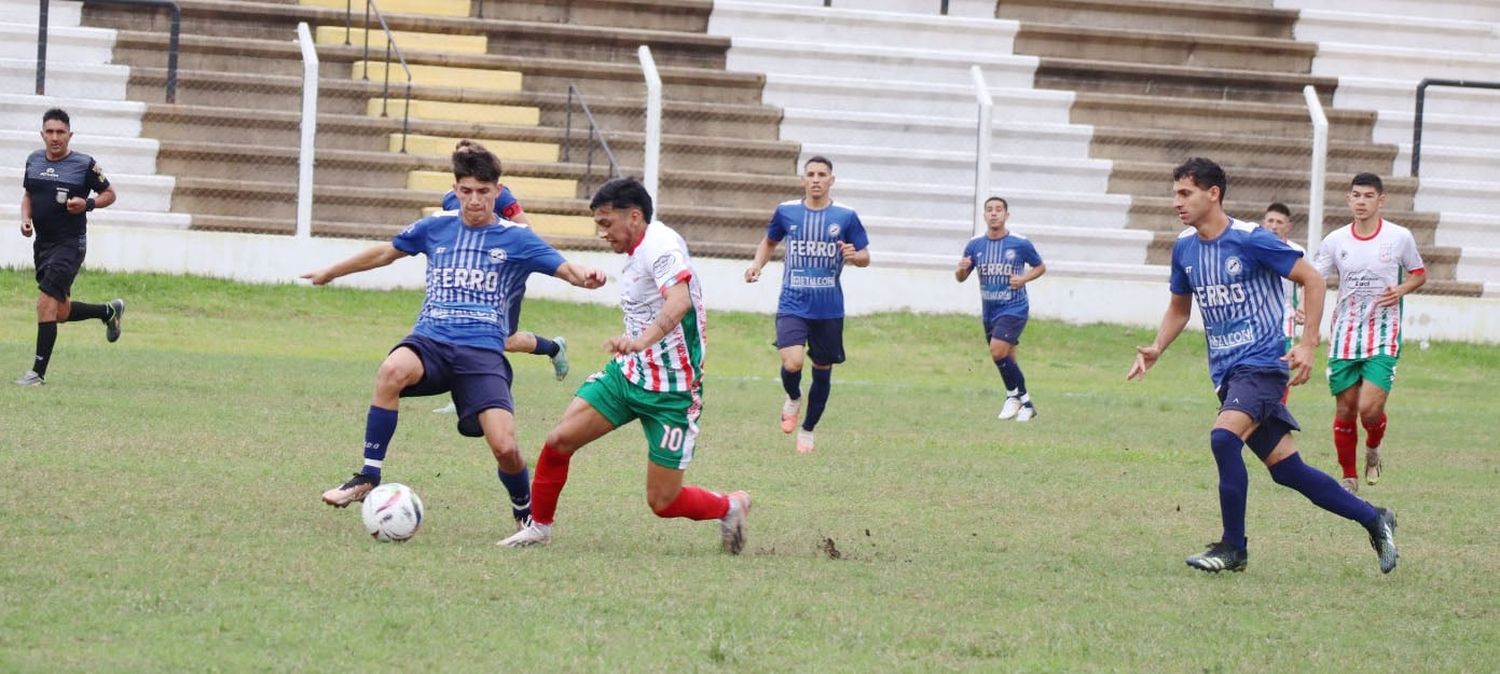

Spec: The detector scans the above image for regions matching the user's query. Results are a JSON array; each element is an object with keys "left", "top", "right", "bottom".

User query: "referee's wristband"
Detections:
[{"left": 85, "top": 198, "right": 96, "bottom": 212}]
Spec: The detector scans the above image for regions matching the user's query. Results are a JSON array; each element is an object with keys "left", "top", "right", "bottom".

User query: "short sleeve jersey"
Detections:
[
  {"left": 441, "top": 186, "right": 524, "bottom": 221},
  {"left": 766, "top": 200, "right": 869, "bottom": 319},
  {"left": 392, "top": 214, "right": 564, "bottom": 353},
  {"left": 23, "top": 150, "right": 109, "bottom": 242},
  {"left": 962, "top": 232, "right": 1044, "bottom": 326},
  {"left": 1169, "top": 219, "right": 1303, "bottom": 387},
  {"left": 615, "top": 221, "right": 707, "bottom": 393},
  {"left": 1280, "top": 238, "right": 1306, "bottom": 341},
  {"left": 1312, "top": 220, "right": 1425, "bottom": 359}
]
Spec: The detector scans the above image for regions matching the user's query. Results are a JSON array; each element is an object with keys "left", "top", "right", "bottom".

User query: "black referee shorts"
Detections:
[{"left": 34, "top": 235, "right": 87, "bottom": 301}]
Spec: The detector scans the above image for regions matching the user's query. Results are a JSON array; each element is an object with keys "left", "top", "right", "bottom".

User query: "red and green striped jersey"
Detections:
[
  {"left": 1312, "top": 220, "right": 1425, "bottom": 360},
  {"left": 615, "top": 221, "right": 706, "bottom": 392}
]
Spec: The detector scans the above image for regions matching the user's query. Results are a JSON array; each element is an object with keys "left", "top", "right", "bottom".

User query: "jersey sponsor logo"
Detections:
[
  {"left": 435, "top": 246, "right": 447, "bottom": 254},
  {"left": 828, "top": 224, "right": 841, "bottom": 237},
  {"left": 787, "top": 239, "right": 840, "bottom": 259},
  {"left": 1206, "top": 324, "right": 1255, "bottom": 350},
  {"left": 1194, "top": 283, "right": 1247, "bottom": 307},
  {"left": 652, "top": 253, "right": 677, "bottom": 279},
  {"left": 977, "top": 262, "right": 1017, "bottom": 276},
  {"left": 431, "top": 267, "right": 500, "bottom": 292},
  {"left": 40, "top": 167, "right": 59, "bottom": 179},
  {"left": 488, "top": 248, "right": 506, "bottom": 262},
  {"left": 1345, "top": 274, "right": 1381, "bottom": 296},
  {"left": 789, "top": 270, "right": 837, "bottom": 288},
  {"left": 1225, "top": 256, "right": 1243, "bottom": 276},
  {"left": 1185, "top": 265, "right": 1194, "bottom": 275},
  {"left": 981, "top": 288, "right": 1013, "bottom": 302}
]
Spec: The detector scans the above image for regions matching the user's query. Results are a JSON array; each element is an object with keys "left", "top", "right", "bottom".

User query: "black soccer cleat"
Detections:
[
  {"left": 1366, "top": 507, "right": 1399, "bottom": 574},
  {"left": 1186, "top": 541, "right": 1247, "bottom": 573},
  {"left": 105, "top": 298, "right": 125, "bottom": 343}
]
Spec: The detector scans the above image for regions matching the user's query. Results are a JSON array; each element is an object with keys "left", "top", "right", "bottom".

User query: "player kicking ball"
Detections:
[
  {"left": 955, "top": 196, "right": 1046, "bottom": 421},
  {"left": 1128, "top": 158, "right": 1397, "bottom": 574},
  {"left": 500, "top": 177, "right": 751, "bottom": 554}
]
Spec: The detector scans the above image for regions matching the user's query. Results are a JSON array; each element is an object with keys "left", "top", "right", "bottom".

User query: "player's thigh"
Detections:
[
  {"left": 778, "top": 345, "right": 806, "bottom": 372},
  {"left": 1360, "top": 355, "right": 1398, "bottom": 394},
  {"left": 547, "top": 395, "right": 619, "bottom": 454},
  {"left": 378, "top": 346, "right": 427, "bottom": 390},
  {"left": 1358, "top": 379, "right": 1391, "bottom": 418},
  {"left": 1212, "top": 409, "right": 1257, "bottom": 439},
  {"left": 988, "top": 315, "right": 1026, "bottom": 353},
  {"left": 805, "top": 318, "right": 846, "bottom": 367},
  {"left": 35, "top": 240, "right": 83, "bottom": 302},
  {"left": 1326, "top": 357, "right": 1363, "bottom": 397},
  {"left": 637, "top": 387, "right": 702, "bottom": 471},
  {"left": 556, "top": 364, "right": 635, "bottom": 452},
  {"left": 774, "top": 314, "right": 810, "bottom": 369}
]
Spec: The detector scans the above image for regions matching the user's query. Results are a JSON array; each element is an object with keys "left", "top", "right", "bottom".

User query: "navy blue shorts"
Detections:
[
  {"left": 1216, "top": 366, "right": 1300, "bottom": 460},
  {"left": 394, "top": 333, "right": 513, "bottom": 437},
  {"left": 774, "top": 315, "right": 845, "bottom": 366},
  {"left": 986, "top": 314, "right": 1027, "bottom": 345},
  {"left": 34, "top": 235, "right": 86, "bottom": 301}
]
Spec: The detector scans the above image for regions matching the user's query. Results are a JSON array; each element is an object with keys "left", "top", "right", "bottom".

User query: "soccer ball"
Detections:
[{"left": 360, "top": 483, "right": 424, "bottom": 542}]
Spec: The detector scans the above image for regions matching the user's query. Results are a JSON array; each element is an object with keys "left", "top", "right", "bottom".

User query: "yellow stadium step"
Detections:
[
  {"left": 353, "top": 62, "right": 522, "bottom": 92},
  {"left": 314, "top": 26, "right": 488, "bottom": 55},
  {"left": 395, "top": 134, "right": 559, "bottom": 163},
  {"left": 407, "top": 171, "right": 578, "bottom": 199},
  {"left": 298, "top": 0, "right": 470, "bottom": 18},
  {"left": 371, "top": 99, "right": 540, "bottom": 126},
  {"left": 416, "top": 208, "right": 595, "bottom": 239}
]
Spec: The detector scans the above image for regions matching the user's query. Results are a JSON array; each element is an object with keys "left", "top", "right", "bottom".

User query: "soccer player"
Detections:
[
  {"left": 1312, "top": 173, "right": 1426, "bottom": 492},
  {"left": 1128, "top": 158, "right": 1397, "bottom": 574},
  {"left": 304, "top": 146, "right": 607, "bottom": 535},
  {"left": 16, "top": 108, "right": 124, "bottom": 387},
  {"left": 743, "top": 155, "right": 871, "bottom": 453},
  {"left": 956, "top": 196, "right": 1046, "bottom": 421},
  {"left": 1261, "top": 202, "right": 1304, "bottom": 354},
  {"left": 499, "top": 177, "right": 752, "bottom": 554}
]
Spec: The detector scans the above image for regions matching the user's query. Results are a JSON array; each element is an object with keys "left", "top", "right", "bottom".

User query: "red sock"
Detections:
[
  {"left": 530, "top": 444, "right": 571, "bottom": 526},
  {"left": 1333, "top": 418, "right": 1358, "bottom": 479},
  {"left": 1363, "top": 413, "right": 1388, "bottom": 449},
  {"left": 652, "top": 486, "right": 730, "bottom": 521}
]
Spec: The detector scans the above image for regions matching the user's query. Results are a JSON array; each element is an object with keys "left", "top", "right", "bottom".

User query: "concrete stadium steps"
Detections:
[
  {"left": 1312, "top": 43, "right": 1500, "bottom": 83},
  {"left": 0, "top": 95, "right": 147, "bottom": 138},
  {"left": 760, "top": 73, "right": 1075, "bottom": 123},
  {"left": 724, "top": 38, "right": 1038, "bottom": 89},
  {"left": 3, "top": 203, "right": 191, "bottom": 230},
  {"left": 2, "top": 0, "right": 82, "bottom": 25},
  {"left": 406, "top": 171, "right": 576, "bottom": 200},
  {"left": 816, "top": 144, "right": 1112, "bottom": 194},
  {"left": 996, "top": 0, "right": 1296, "bottom": 38},
  {"left": 0, "top": 130, "right": 159, "bottom": 175},
  {"left": 0, "top": 22, "right": 117, "bottom": 65},
  {"left": 471, "top": 0, "right": 716, "bottom": 33},
  {"left": 1274, "top": 0, "right": 1500, "bottom": 23},
  {"left": 0, "top": 167, "right": 174, "bottom": 212},
  {"left": 350, "top": 62, "right": 524, "bottom": 92},
  {"left": 1108, "top": 161, "right": 1422, "bottom": 214},
  {"left": 871, "top": 218, "right": 1152, "bottom": 265},
  {"left": 1438, "top": 213, "right": 1500, "bottom": 251},
  {"left": 1015, "top": 23, "right": 1315, "bottom": 74},
  {"left": 1034, "top": 57, "right": 1337, "bottom": 106},
  {"left": 1290, "top": 9, "right": 1500, "bottom": 53},
  {"left": 732, "top": 0, "right": 996, "bottom": 18},
  {"left": 838, "top": 179, "right": 1129, "bottom": 229},
  {"left": 710, "top": 1, "right": 1020, "bottom": 52},
  {"left": 1068, "top": 92, "right": 1379, "bottom": 143},
  {"left": 297, "top": 0, "right": 470, "bottom": 17},
  {"left": 780, "top": 109, "right": 1093, "bottom": 158},
  {"left": 1086, "top": 125, "right": 1395, "bottom": 175},
  {"left": 313, "top": 26, "right": 489, "bottom": 55},
  {"left": 1, "top": 57, "right": 129, "bottom": 101},
  {"left": 372, "top": 99, "right": 540, "bottom": 126}
]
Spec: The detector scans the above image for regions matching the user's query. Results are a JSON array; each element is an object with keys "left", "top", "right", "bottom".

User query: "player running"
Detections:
[
  {"left": 743, "top": 156, "right": 871, "bottom": 453},
  {"left": 499, "top": 177, "right": 752, "bottom": 554},
  {"left": 1128, "top": 158, "right": 1397, "bottom": 575},
  {"left": 305, "top": 146, "right": 606, "bottom": 535},
  {"left": 956, "top": 196, "right": 1046, "bottom": 421},
  {"left": 1312, "top": 173, "right": 1426, "bottom": 492}
]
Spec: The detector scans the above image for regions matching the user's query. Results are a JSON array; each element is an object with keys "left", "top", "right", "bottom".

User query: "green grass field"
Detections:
[{"left": 1, "top": 269, "right": 1496, "bottom": 672}]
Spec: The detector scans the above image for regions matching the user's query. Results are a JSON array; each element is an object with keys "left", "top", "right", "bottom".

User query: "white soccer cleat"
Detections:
[
  {"left": 796, "top": 429, "right": 815, "bottom": 454},
  {"left": 1365, "top": 446, "right": 1383, "bottom": 486},
  {"left": 997, "top": 396, "right": 1022, "bottom": 420},
  {"left": 780, "top": 397, "right": 801, "bottom": 434},
  {"left": 432, "top": 401, "right": 456, "bottom": 414},
  {"left": 1015, "top": 403, "right": 1037, "bottom": 422},
  {"left": 497, "top": 521, "right": 551, "bottom": 548},
  {"left": 1340, "top": 476, "right": 1359, "bottom": 494},
  {"left": 720, "top": 491, "right": 751, "bottom": 555}
]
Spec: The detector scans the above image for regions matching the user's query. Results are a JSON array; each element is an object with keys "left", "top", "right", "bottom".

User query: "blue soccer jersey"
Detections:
[
  {"left": 441, "top": 186, "right": 523, "bottom": 221},
  {"left": 963, "top": 233, "right": 1043, "bottom": 327},
  {"left": 767, "top": 199, "right": 869, "bottom": 319},
  {"left": 393, "top": 214, "right": 564, "bottom": 353},
  {"left": 1169, "top": 219, "right": 1303, "bottom": 386}
]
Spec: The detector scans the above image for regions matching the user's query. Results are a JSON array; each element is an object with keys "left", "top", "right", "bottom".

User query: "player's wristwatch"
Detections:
[{"left": 85, "top": 198, "right": 96, "bottom": 212}]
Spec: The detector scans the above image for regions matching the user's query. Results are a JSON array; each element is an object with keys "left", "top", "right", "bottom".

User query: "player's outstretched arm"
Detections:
[
  {"left": 744, "top": 237, "right": 777, "bottom": 283},
  {"left": 1283, "top": 258, "right": 1327, "bottom": 385},
  {"left": 301, "top": 243, "right": 406, "bottom": 285},
  {"left": 1128, "top": 292, "right": 1191, "bottom": 380},
  {"left": 608, "top": 283, "right": 691, "bottom": 356},
  {"left": 554, "top": 261, "right": 607, "bottom": 289}
]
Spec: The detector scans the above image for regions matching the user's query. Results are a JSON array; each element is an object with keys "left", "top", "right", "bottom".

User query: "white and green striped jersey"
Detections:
[
  {"left": 615, "top": 221, "right": 706, "bottom": 392},
  {"left": 1312, "top": 219, "right": 1425, "bottom": 359},
  {"left": 1282, "top": 238, "right": 1305, "bottom": 341}
]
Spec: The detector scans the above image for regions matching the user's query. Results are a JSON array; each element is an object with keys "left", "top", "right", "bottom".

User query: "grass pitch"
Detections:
[{"left": 1, "top": 269, "right": 1496, "bottom": 672}]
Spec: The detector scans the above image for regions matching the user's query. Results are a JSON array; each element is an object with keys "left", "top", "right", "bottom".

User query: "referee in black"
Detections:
[{"left": 17, "top": 108, "right": 124, "bottom": 386}]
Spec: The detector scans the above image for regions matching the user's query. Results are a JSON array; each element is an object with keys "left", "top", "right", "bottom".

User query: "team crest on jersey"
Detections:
[
  {"left": 1225, "top": 256, "right": 1242, "bottom": 276},
  {"left": 489, "top": 248, "right": 506, "bottom": 262},
  {"left": 1004, "top": 249, "right": 1016, "bottom": 260},
  {"left": 1379, "top": 244, "right": 1394, "bottom": 262},
  {"left": 828, "top": 224, "right": 841, "bottom": 237}
]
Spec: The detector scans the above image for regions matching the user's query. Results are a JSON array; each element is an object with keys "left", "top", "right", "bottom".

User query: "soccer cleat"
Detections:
[
  {"left": 997, "top": 396, "right": 1022, "bottom": 420},
  {"left": 1185, "top": 541, "right": 1248, "bottom": 573},
  {"left": 550, "top": 336, "right": 569, "bottom": 381},
  {"left": 498, "top": 521, "right": 551, "bottom": 547},
  {"left": 780, "top": 397, "right": 801, "bottom": 434},
  {"left": 1366, "top": 507, "right": 1398, "bottom": 574},
  {"left": 13, "top": 370, "right": 44, "bottom": 387},
  {"left": 1365, "top": 446, "right": 1383, "bottom": 486},
  {"left": 105, "top": 298, "right": 125, "bottom": 343},
  {"left": 1015, "top": 403, "right": 1037, "bottom": 422},
  {"left": 322, "top": 472, "right": 378, "bottom": 507},
  {"left": 432, "top": 401, "right": 457, "bottom": 414},
  {"left": 719, "top": 491, "right": 751, "bottom": 555},
  {"left": 796, "top": 429, "right": 815, "bottom": 454},
  {"left": 1340, "top": 476, "right": 1359, "bottom": 494},
  {"left": 513, "top": 513, "right": 533, "bottom": 533}
]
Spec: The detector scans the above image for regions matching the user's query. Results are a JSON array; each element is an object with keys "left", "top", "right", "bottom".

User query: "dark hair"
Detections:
[
  {"left": 42, "top": 108, "right": 70, "bottom": 128},
  {"left": 984, "top": 196, "right": 1009, "bottom": 210},
  {"left": 1172, "top": 157, "right": 1227, "bottom": 202},
  {"left": 452, "top": 146, "right": 502, "bottom": 183},
  {"left": 1265, "top": 202, "right": 1292, "bottom": 218},
  {"left": 454, "top": 138, "right": 487, "bottom": 153},
  {"left": 1351, "top": 172, "right": 1384, "bottom": 194},
  {"left": 804, "top": 155, "right": 833, "bottom": 172},
  {"left": 589, "top": 176, "right": 654, "bottom": 223}
]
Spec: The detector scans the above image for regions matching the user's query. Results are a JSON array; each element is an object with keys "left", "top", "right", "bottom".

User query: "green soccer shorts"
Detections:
[
  {"left": 1327, "top": 354, "right": 1398, "bottom": 395},
  {"left": 576, "top": 360, "right": 702, "bottom": 470}
]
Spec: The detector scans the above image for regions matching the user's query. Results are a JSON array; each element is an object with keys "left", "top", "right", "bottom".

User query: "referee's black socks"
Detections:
[{"left": 66, "top": 301, "right": 111, "bottom": 322}]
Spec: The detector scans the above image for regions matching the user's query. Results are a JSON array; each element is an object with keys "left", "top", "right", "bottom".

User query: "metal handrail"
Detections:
[
  {"left": 36, "top": 0, "right": 181, "bottom": 103},
  {"left": 1410, "top": 78, "right": 1500, "bottom": 178},
  {"left": 562, "top": 84, "right": 621, "bottom": 196},
  {"left": 822, "top": 0, "right": 950, "bottom": 13},
  {"left": 343, "top": 0, "right": 413, "bottom": 153}
]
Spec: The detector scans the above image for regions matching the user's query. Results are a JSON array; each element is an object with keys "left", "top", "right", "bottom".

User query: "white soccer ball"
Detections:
[{"left": 361, "top": 483, "right": 424, "bottom": 542}]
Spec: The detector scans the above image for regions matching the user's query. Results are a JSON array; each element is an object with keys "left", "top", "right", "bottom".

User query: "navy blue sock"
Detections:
[
  {"left": 1210, "top": 428, "right": 1249, "bottom": 550},
  {"left": 781, "top": 367, "right": 802, "bottom": 400},
  {"left": 531, "top": 335, "right": 559, "bottom": 357},
  {"left": 1268, "top": 453, "right": 1379, "bottom": 526},
  {"left": 996, "top": 357, "right": 1028, "bottom": 396},
  {"left": 361, "top": 405, "right": 398, "bottom": 478},
  {"left": 497, "top": 466, "right": 531, "bottom": 521},
  {"left": 802, "top": 367, "right": 831, "bottom": 432}
]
